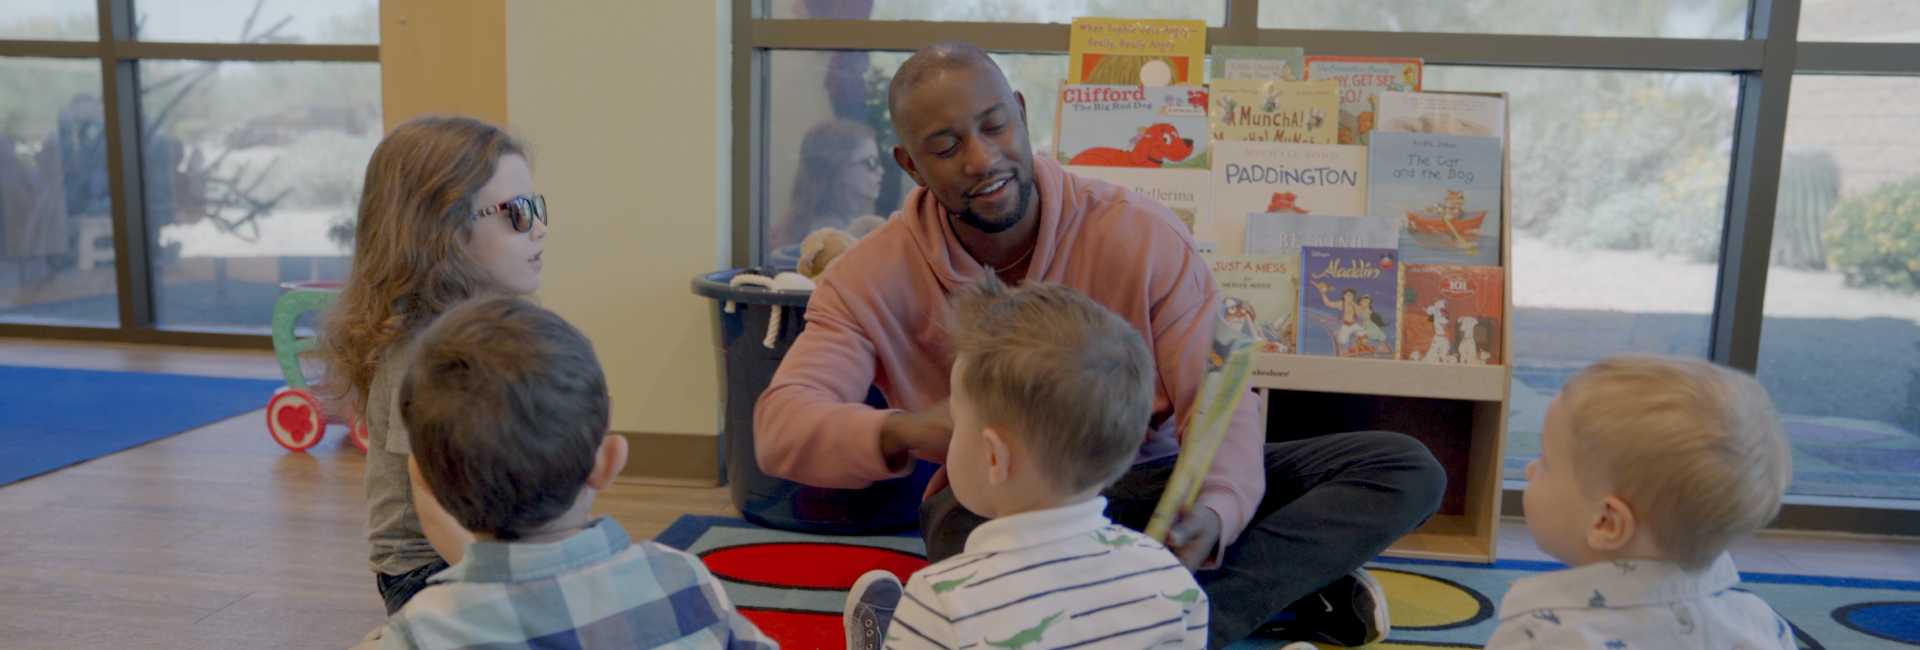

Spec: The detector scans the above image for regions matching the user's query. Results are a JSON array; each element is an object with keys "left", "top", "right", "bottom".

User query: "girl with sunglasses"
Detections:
[{"left": 320, "top": 115, "right": 550, "bottom": 615}]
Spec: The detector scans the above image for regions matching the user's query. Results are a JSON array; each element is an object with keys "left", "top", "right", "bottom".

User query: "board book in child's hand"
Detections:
[
  {"left": 1144, "top": 322, "right": 1257, "bottom": 543},
  {"left": 1069, "top": 17, "right": 1207, "bottom": 86},
  {"left": 1056, "top": 84, "right": 1212, "bottom": 170},
  {"left": 1368, "top": 132, "right": 1504, "bottom": 267},
  {"left": 1300, "top": 246, "right": 1400, "bottom": 359},
  {"left": 1400, "top": 264, "right": 1503, "bottom": 365}
]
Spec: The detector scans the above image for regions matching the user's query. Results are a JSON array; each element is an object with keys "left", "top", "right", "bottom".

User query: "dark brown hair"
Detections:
[
  {"left": 947, "top": 274, "right": 1154, "bottom": 494},
  {"left": 399, "top": 296, "right": 609, "bottom": 540}
]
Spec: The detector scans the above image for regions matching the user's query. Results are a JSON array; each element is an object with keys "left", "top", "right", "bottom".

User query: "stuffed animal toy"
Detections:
[{"left": 797, "top": 227, "right": 857, "bottom": 279}]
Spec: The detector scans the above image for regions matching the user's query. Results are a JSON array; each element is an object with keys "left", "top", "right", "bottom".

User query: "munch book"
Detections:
[{"left": 1208, "top": 79, "right": 1339, "bottom": 143}]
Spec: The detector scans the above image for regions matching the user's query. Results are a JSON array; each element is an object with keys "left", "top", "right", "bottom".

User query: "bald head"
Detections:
[
  {"left": 887, "top": 42, "right": 1006, "bottom": 133},
  {"left": 882, "top": 41, "right": 1036, "bottom": 237}
]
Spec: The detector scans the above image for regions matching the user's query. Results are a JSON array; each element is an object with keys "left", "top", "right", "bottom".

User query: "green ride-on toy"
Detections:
[{"left": 265, "top": 281, "right": 369, "bottom": 453}]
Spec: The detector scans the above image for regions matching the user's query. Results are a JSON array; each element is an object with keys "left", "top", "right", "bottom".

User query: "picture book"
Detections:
[
  {"left": 1400, "top": 264, "right": 1504, "bottom": 366},
  {"left": 1243, "top": 213, "right": 1399, "bottom": 257},
  {"left": 1069, "top": 17, "right": 1207, "bottom": 86},
  {"left": 1368, "top": 132, "right": 1504, "bottom": 266},
  {"left": 1303, "top": 56, "right": 1423, "bottom": 145},
  {"left": 1144, "top": 319, "right": 1255, "bottom": 543},
  {"left": 1056, "top": 84, "right": 1212, "bottom": 170},
  {"left": 1069, "top": 165, "right": 1210, "bottom": 234},
  {"left": 1376, "top": 91, "right": 1507, "bottom": 140},
  {"left": 1300, "top": 246, "right": 1399, "bottom": 359},
  {"left": 1208, "top": 79, "right": 1338, "bottom": 143},
  {"left": 1203, "top": 140, "right": 1365, "bottom": 254},
  {"left": 1209, "top": 255, "right": 1299, "bottom": 355},
  {"left": 1209, "top": 45, "right": 1305, "bottom": 81}
]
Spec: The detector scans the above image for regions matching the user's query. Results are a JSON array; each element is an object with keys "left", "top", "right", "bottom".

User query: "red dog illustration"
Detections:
[
  {"left": 1069, "top": 123, "right": 1195, "bottom": 167},
  {"left": 1266, "top": 192, "right": 1310, "bottom": 214}
]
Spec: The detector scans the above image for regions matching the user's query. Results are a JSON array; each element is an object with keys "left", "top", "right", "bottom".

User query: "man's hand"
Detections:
[
  {"left": 881, "top": 400, "right": 953, "bottom": 468},
  {"left": 1165, "top": 506, "right": 1222, "bottom": 570}
]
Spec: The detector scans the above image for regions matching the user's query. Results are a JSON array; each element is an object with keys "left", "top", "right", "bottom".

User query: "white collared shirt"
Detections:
[
  {"left": 1487, "top": 554, "right": 1795, "bottom": 649},
  {"left": 887, "top": 497, "right": 1207, "bottom": 649}
]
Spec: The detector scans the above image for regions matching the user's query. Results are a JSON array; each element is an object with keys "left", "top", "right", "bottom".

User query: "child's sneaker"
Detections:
[{"left": 843, "top": 569, "right": 903, "bottom": 650}]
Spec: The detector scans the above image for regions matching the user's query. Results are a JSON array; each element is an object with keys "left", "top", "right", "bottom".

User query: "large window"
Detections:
[
  {"left": 1758, "top": 75, "right": 1920, "bottom": 500},
  {"left": 1417, "top": 67, "right": 1739, "bottom": 479},
  {"left": 774, "top": 1, "right": 1227, "bottom": 25},
  {"left": 738, "top": 0, "right": 1920, "bottom": 514},
  {"left": 1258, "top": 0, "right": 1749, "bottom": 38},
  {"left": 0, "top": 58, "right": 113, "bottom": 325},
  {"left": 0, "top": 0, "right": 378, "bottom": 341}
]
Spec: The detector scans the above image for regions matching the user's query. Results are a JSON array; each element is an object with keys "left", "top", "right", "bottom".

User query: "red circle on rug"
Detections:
[
  {"left": 702, "top": 542, "right": 926, "bottom": 591},
  {"left": 740, "top": 608, "right": 843, "bottom": 649}
]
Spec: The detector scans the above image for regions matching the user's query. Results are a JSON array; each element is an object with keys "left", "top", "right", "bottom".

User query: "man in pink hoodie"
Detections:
[{"left": 755, "top": 42, "right": 1444, "bottom": 648}]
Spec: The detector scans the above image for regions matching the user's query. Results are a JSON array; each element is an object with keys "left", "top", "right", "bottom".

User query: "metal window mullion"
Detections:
[
  {"left": 99, "top": 0, "right": 155, "bottom": 330},
  {"left": 118, "top": 41, "right": 379, "bottom": 62},
  {"left": 1796, "top": 42, "right": 1920, "bottom": 75},
  {"left": 749, "top": 19, "right": 1764, "bottom": 72},
  {"left": 1223, "top": 0, "right": 1259, "bottom": 45},
  {"left": 731, "top": 0, "right": 757, "bottom": 269},
  {"left": 0, "top": 40, "right": 102, "bottom": 57},
  {"left": 1710, "top": 0, "right": 1802, "bottom": 371}
]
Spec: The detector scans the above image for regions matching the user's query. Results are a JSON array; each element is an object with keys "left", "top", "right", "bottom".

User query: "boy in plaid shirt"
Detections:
[{"left": 375, "top": 297, "right": 772, "bottom": 649}]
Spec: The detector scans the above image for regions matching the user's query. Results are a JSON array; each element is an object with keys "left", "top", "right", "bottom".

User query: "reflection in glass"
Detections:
[
  {"left": 138, "top": 60, "right": 380, "bottom": 331},
  {"left": 0, "top": 58, "right": 118, "bottom": 325},
  {"left": 134, "top": 0, "right": 378, "bottom": 44},
  {"left": 1258, "top": 0, "right": 1746, "bottom": 38}
]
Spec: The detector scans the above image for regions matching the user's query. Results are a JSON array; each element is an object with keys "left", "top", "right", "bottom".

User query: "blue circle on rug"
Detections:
[{"left": 1833, "top": 601, "right": 1920, "bottom": 644}]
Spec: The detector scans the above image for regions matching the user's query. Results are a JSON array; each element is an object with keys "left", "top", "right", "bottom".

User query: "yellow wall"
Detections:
[
  {"left": 505, "top": 0, "right": 731, "bottom": 437},
  {"left": 379, "top": 0, "right": 509, "bottom": 130}
]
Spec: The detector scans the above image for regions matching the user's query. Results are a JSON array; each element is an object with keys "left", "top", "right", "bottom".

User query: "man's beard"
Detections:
[{"left": 949, "top": 172, "right": 1034, "bottom": 235}]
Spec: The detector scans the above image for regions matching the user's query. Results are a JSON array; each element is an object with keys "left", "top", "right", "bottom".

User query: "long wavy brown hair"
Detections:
[
  {"left": 771, "top": 119, "right": 878, "bottom": 249},
  {"left": 320, "top": 115, "right": 525, "bottom": 417}
]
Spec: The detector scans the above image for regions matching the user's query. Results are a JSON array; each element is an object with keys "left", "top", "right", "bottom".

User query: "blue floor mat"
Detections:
[{"left": 0, "top": 365, "right": 283, "bottom": 486}]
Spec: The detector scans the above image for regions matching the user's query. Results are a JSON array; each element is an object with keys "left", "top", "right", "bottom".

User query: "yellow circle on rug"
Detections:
[{"left": 1372, "top": 567, "right": 1490, "bottom": 630}]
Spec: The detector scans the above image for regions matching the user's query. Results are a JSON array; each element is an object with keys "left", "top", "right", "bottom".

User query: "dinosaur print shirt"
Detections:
[
  {"left": 888, "top": 497, "right": 1206, "bottom": 650},
  {"left": 1486, "top": 554, "right": 1795, "bottom": 650}
]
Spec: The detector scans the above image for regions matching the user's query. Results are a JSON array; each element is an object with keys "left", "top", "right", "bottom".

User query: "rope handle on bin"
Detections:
[{"left": 726, "top": 272, "right": 817, "bottom": 348}]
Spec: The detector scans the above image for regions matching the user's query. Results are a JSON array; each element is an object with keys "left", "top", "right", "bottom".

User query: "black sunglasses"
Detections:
[{"left": 472, "top": 193, "right": 548, "bottom": 233}]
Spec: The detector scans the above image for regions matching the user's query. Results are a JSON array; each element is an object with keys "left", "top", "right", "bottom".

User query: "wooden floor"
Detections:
[{"left": 1, "top": 339, "right": 1916, "bottom": 649}]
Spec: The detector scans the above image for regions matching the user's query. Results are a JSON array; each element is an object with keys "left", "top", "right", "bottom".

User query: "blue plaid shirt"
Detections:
[{"left": 378, "top": 518, "right": 775, "bottom": 649}]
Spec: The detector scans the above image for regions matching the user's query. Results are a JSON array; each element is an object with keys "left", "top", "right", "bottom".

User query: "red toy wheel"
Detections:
[
  {"left": 348, "top": 417, "right": 371, "bottom": 453},
  {"left": 267, "top": 388, "right": 327, "bottom": 452}
]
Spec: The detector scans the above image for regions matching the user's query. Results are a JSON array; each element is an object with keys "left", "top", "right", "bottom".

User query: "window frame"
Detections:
[
  {"left": 731, "top": 0, "right": 1920, "bottom": 527},
  {"left": 0, "top": 0, "right": 378, "bottom": 348}
]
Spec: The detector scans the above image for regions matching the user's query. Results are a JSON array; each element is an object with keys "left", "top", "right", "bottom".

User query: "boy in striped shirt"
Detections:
[{"left": 844, "top": 275, "right": 1208, "bottom": 650}]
